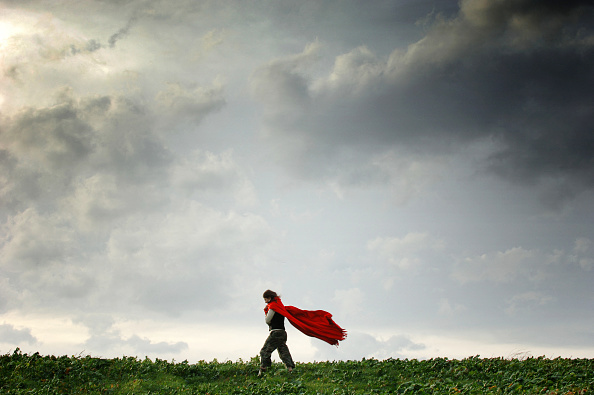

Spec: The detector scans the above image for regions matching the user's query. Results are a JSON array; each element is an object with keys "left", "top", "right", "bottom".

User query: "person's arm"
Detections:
[{"left": 265, "top": 308, "right": 275, "bottom": 325}]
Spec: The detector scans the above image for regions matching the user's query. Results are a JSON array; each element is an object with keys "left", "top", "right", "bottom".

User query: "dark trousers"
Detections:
[{"left": 260, "top": 330, "right": 295, "bottom": 369}]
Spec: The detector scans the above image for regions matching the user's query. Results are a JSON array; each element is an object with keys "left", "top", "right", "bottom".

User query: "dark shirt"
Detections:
[{"left": 268, "top": 310, "right": 286, "bottom": 330}]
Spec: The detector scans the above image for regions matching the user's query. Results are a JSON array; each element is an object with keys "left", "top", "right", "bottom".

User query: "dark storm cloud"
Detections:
[{"left": 252, "top": 0, "right": 594, "bottom": 205}]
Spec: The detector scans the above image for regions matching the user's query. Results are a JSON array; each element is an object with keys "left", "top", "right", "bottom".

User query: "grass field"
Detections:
[{"left": 1, "top": 348, "right": 592, "bottom": 394}]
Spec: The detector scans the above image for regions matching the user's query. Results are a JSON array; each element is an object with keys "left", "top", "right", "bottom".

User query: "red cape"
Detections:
[{"left": 265, "top": 298, "right": 347, "bottom": 346}]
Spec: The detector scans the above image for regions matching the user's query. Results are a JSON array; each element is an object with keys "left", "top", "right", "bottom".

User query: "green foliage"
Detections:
[{"left": 0, "top": 349, "right": 592, "bottom": 394}]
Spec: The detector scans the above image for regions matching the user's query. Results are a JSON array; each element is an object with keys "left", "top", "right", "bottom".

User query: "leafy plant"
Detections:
[{"left": 0, "top": 348, "right": 592, "bottom": 394}]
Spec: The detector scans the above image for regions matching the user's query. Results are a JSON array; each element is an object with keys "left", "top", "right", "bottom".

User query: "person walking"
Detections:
[
  {"left": 258, "top": 289, "right": 347, "bottom": 376},
  {"left": 259, "top": 290, "right": 295, "bottom": 375}
]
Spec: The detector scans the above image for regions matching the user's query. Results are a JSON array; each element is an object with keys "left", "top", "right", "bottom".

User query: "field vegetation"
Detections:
[{"left": 1, "top": 348, "right": 592, "bottom": 394}]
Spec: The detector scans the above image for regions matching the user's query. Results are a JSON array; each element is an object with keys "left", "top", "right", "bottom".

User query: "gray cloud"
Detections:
[
  {"left": 103, "top": 201, "right": 278, "bottom": 316},
  {"left": 0, "top": 93, "right": 171, "bottom": 216},
  {"left": 2, "top": 0, "right": 593, "bottom": 362},
  {"left": 83, "top": 332, "right": 188, "bottom": 357},
  {"left": 108, "top": 16, "right": 137, "bottom": 48},
  {"left": 0, "top": 208, "right": 77, "bottom": 269},
  {"left": 69, "top": 11, "right": 140, "bottom": 54},
  {"left": 156, "top": 82, "right": 226, "bottom": 125},
  {"left": 0, "top": 323, "right": 37, "bottom": 345},
  {"left": 0, "top": 29, "right": 239, "bottom": 322},
  {"left": 251, "top": 0, "right": 594, "bottom": 206}
]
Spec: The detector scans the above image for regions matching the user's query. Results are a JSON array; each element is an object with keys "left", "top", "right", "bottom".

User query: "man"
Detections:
[{"left": 259, "top": 290, "right": 295, "bottom": 375}]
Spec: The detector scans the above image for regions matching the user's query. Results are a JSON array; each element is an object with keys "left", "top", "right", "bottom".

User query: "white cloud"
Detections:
[
  {"left": 314, "top": 45, "right": 384, "bottom": 95},
  {"left": 84, "top": 332, "right": 188, "bottom": 357},
  {"left": 171, "top": 149, "right": 258, "bottom": 208},
  {"left": 104, "top": 200, "right": 279, "bottom": 315},
  {"left": 438, "top": 298, "right": 467, "bottom": 316},
  {"left": 312, "top": 331, "right": 425, "bottom": 361},
  {"left": 572, "top": 237, "right": 594, "bottom": 271},
  {"left": 505, "top": 292, "right": 554, "bottom": 316},
  {"left": 370, "top": 150, "right": 449, "bottom": 205},
  {"left": 367, "top": 232, "right": 444, "bottom": 271},
  {"left": 333, "top": 288, "right": 364, "bottom": 321},
  {"left": 156, "top": 80, "right": 225, "bottom": 122},
  {"left": 453, "top": 239, "right": 594, "bottom": 285},
  {"left": 453, "top": 247, "right": 537, "bottom": 284}
]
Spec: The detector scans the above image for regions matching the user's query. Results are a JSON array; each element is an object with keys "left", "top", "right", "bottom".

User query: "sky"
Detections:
[{"left": 1, "top": 0, "right": 593, "bottom": 364}]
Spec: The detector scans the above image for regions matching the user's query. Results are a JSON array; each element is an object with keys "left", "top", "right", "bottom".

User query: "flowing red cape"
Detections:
[{"left": 265, "top": 298, "right": 347, "bottom": 346}]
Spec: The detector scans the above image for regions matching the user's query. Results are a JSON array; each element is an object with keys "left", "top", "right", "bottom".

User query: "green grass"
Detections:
[{"left": 0, "top": 348, "right": 592, "bottom": 394}]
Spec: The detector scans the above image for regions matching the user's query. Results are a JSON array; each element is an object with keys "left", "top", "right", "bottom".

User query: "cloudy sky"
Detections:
[{"left": 1, "top": 0, "right": 593, "bottom": 363}]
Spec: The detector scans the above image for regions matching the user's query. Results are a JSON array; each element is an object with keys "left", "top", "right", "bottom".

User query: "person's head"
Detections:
[{"left": 262, "top": 289, "right": 278, "bottom": 303}]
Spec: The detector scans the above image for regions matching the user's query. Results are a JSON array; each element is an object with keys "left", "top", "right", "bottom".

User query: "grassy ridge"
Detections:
[{"left": 1, "top": 348, "right": 592, "bottom": 394}]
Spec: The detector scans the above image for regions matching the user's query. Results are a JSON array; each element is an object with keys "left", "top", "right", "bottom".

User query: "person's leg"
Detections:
[
  {"left": 259, "top": 333, "right": 277, "bottom": 373},
  {"left": 260, "top": 331, "right": 282, "bottom": 372},
  {"left": 276, "top": 331, "right": 295, "bottom": 371}
]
